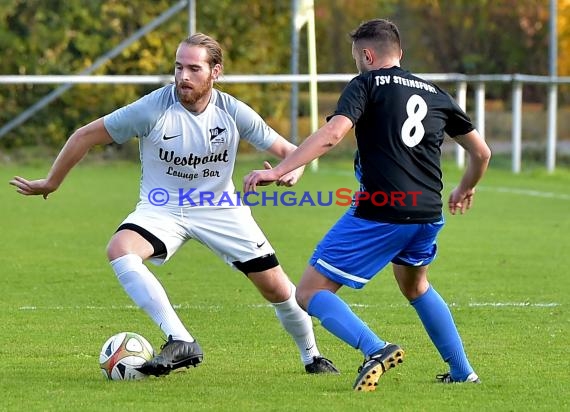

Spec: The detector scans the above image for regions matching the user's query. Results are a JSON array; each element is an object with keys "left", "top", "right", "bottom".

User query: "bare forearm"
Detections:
[
  {"left": 273, "top": 132, "right": 333, "bottom": 175},
  {"left": 458, "top": 152, "right": 490, "bottom": 191},
  {"left": 454, "top": 130, "right": 492, "bottom": 191},
  {"left": 46, "top": 118, "right": 114, "bottom": 189},
  {"left": 243, "top": 115, "right": 351, "bottom": 192},
  {"left": 46, "top": 134, "right": 94, "bottom": 189},
  {"left": 267, "top": 139, "right": 297, "bottom": 160},
  {"left": 273, "top": 117, "right": 350, "bottom": 176}
]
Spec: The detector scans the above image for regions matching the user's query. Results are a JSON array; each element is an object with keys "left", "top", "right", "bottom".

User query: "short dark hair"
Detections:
[
  {"left": 181, "top": 33, "right": 223, "bottom": 68},
  {"left": 350, "top": 19, "right": 401, "bottom": 55}
]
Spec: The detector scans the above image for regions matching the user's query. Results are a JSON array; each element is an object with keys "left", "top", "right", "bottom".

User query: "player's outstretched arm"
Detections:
[
  {"left": 243, "top": 115, "right": 352, "bottom": 192},
  {"left": 264, "top": 137, "right": 305, "bottom": 187},
  {"left": 448, "top": 129, "right": 491, "bottom": 215},
  {"left": 9, "top": 118, "right": 114, "bottom": 199}
]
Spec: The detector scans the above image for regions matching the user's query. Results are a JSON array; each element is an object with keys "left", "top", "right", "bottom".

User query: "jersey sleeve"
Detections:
[
  {"left": 441, "top": 90, "right": 475, "bottom": 138},
  {"left": 214, "top": 90, "right": 279, "bottom": 151},
  {"left": 103, "top": 85, "right": 175, "bottom": 144},
  {"left": 326, "top": 76, "right": 368, "bottom": 126}
]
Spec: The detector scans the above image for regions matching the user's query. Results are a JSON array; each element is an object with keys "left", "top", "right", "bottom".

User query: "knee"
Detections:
[
  {"left": 106, "top": 230, "right": 154, "bottom": 262},
  {"left": 106, "top": 236, "right": 139, "bottom": 262},
  {"left": 106, "top": 238, "right": 126, "bottom": 262},
  {"left": 263, "top": 280, "right": 290, "bottom": 303},
  {"left": 248, "top": 266, "right": 292, "bottom": 303},
  {"left": 295, "top": 286, "right": 312, "bottom": 311},
  {"left": 393, "top": 265, "right": 430, "bottom": 301},
  {"left": 400, "top": 281, "right": 429, "bottom": 301}
]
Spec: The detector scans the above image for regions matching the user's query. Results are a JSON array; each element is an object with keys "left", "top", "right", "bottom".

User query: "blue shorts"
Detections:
[{"left": 310, "top": 212, "right": 444, "bottom": 289}]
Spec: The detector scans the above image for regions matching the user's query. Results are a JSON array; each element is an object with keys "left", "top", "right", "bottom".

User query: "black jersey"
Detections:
[{"left": 329, "top": 67, "right": 474, "bottom": 223}]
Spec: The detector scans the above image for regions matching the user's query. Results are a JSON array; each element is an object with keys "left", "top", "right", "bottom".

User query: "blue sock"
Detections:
[
  {"left": 307, "top": 290, "right": 385, "bottom": 357},
  {"left": 411, "top": 286, "right": 474, "bottom": 381}
]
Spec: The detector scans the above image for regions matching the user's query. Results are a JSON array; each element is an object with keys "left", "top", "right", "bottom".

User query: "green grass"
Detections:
[{"left": 1, "top": 156, "right": 569, "bottom": 412}]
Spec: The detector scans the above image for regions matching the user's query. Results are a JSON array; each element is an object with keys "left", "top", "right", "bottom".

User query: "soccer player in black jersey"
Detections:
[{"left": 244, "top": 18, "right": 491, "bottom": 391}]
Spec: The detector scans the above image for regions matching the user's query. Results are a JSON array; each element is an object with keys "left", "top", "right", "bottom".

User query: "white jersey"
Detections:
[{"left": 104, "top": 85, "right": 279, "bottom": 208}]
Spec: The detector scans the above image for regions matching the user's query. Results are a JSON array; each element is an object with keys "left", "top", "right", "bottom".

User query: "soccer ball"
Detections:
[{"left": 99, "top": 332, "right": 155, "bottom": 381}]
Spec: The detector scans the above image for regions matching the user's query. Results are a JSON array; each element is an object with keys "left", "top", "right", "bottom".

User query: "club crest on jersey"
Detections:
[{"left": 209, "top": 126, "right": 227, "bottom": 144}]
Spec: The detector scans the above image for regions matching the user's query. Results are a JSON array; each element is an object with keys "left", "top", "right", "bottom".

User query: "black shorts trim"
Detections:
[
  {"left": 233, "top": 254, "right": 279, "bottom": 275},
  {"left": 116, "top": 223, "right": 167, "bottom": 258}
]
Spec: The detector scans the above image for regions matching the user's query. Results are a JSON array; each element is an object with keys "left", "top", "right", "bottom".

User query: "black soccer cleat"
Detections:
[
  {"left": 137, "top": 335, "right": 203, "bottom": 377},
  {"left": 305, "top": 356, "right": 340, "bottom": 374},
  {"left": 436, "top": 372, "right": 481, "bottom": 384},
  {"left": 353, "top": 343, "right": 404, "bottom": 392}
]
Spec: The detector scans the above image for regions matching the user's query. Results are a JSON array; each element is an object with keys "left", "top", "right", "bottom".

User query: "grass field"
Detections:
[{"left": 1, "top": 155, "right": 569, "bottom": 412}]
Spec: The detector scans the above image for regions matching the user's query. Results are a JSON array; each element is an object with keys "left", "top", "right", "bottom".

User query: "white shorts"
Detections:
[{"left": 119, "top": 203, "right": 275, "bottom": 267}]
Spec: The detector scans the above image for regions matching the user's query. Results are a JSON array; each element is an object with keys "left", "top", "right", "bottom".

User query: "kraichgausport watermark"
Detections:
[{"left": 147, "top": 188, "right": 422, "bottom": 207}]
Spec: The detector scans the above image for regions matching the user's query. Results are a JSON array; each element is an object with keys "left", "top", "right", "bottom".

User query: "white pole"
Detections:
[
  {"left": 290, "top": 0, "right": 301, "bottom": 145},
  {"left": 188, "top": 0, "right": 196, "bottom": 35},
  {"left": 475, "top": 82, "right": 485, "bottom": 140},
  {"left": 455, "top": 81, "right": 467, "bottom": 168},
  {"left": 546, "top": 83, "right": 557, "bottom": 172},
  {"left": 512, "top": 82, "right": 523, "bottom": 173},
  {"left": 305, "top": 0, "right": 319, "bottom": 172},
  {"left": 546, "top": 0, "right": 558, "bottom": 173}
]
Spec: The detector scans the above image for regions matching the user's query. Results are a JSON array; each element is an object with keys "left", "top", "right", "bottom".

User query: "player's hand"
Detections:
[
  {"left": 263, "top": 161, "right": 304, "bottom": 187},
  {"left": 448, "top": 187, "right": 475, "bottom": 215},
  {"left": 243, "top": 164, "right": 280, "bottom": 193},
  {"left": 9, "top": 176, "right": 57, "bottom": 199}
]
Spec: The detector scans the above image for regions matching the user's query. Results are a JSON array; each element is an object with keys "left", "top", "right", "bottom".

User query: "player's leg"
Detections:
[
  {"left": 107, "top": 228, "right": 195, "bottom": 343},
  {"left": 391, "top": 220, "right": 478, "bottom": 383},
  {"left": 242, "top": 258, "right": 339, "bottom": 374},
  {"left": 189, "top": 206, "right": 337, "bottom": 373},
  {"left": 297, "top": 213, "right": 411, "bottom": 391},
  {"left": 297, "top": 265, "right": 403, "bottom": 391},
  {"left": 297, "top": 265, "right": 383, "bottom": 354},
  {"left": 107, "top": 212, "right": 202, "bottom": 376},
  {"left": 393, "top": 264, "right": 478, "bottom": 383}
]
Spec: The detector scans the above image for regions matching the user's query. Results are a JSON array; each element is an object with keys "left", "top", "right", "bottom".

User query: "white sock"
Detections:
[
  {"left": 110, "top": 254, "right": 194, "bottom": 342},
  {"left": 272, "top": 282, "right": 320, "bottom": 365}
]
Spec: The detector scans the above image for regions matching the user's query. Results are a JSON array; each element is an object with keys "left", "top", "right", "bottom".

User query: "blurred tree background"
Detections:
[{"left": 0, "top": 0, "right": 568, "bottom": 151}]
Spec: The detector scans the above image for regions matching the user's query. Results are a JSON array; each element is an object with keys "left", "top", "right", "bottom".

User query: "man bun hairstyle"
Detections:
[{"left": 182, "top": 33, "right": 223, "bottom": 69}]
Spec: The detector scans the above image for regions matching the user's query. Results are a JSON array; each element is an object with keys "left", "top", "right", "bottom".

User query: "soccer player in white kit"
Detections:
[{"left": 10, "top": 33, "right": 338, "bottom": 377}]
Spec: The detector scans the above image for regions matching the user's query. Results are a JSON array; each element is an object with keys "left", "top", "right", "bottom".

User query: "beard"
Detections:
[{"left": 176, "top": 73, "right": 213, "bottom": 109}]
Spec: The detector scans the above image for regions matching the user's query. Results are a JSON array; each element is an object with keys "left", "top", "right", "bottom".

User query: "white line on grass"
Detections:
[
  {"left": 318, "top": 168, "right": 570, "bottom": 201},
  {"left": 352, "top": 302, "right": 561, "bottom": 308},
  {"left": 466, "top": 302, "right": 560, "bottom": 307},
  {"left": 16, "top": 302, "right": 560, "bottom": 311},
  {"left": 476, "top": 186, "right": 570, "bottom": 201}
]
